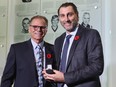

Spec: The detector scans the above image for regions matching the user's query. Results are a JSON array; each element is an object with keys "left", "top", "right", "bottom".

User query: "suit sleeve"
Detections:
[
  {"left": 0, "top": 45, "right": 16, "bottom": 87},
  {"left": 64, "top": 30, "right": 104, "bottom": 85}
]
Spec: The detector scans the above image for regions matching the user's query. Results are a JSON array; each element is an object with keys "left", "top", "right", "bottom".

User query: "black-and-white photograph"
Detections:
[
  {"left": 22, "top": 0, "right": 32, "bottom": 3},
  {"left": 51, "top": 15, "right": 59, "bottom": 32},
  {"left": 21, "top": 17, "right": 30, "bottom": 33},
  {"left": 81, "top": 12, "right": 93, "bottom": 28}
]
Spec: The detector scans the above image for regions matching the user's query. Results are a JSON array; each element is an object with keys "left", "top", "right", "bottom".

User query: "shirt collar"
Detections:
[
  {"left": 31, "top": 39, "right": 44, "bottom": 49},
  {"left": 66, "top": 26, "right": 78, "bottom": 37}
]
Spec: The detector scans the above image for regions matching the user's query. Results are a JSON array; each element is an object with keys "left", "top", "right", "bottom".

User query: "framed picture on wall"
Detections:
[
  {"left": 22, "top": 0, "right": 32, "bottom": 3},
  {"left": 21, "top": 17, "right": 30, "bottom": 33}
]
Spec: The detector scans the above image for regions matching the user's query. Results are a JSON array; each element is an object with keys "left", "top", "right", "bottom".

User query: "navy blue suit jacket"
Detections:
[
  {"left": 54, "top": 25, "right": 104, "bottom": 87},
  {"left": 0, "top": 39, "right": 56, "bottom": 87}
]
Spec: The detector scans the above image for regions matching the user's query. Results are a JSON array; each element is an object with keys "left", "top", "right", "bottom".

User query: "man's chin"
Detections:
[
  {"left": 35, "top": 38, "right": 43, "bottom": 42},
  {"left": 65, "top": 27, "right": 72, "bottom": 31},
  {"left": 66, "top": 28, "right": 76, "bottom": 32}
]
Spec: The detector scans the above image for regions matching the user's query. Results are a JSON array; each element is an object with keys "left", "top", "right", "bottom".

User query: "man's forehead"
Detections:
[{"left": 59, "top": 6, "right": 75, "bottom": 14}]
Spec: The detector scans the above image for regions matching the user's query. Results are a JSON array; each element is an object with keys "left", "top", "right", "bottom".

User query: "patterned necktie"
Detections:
[
  {"left": 58, "top": 35, "right": 72, "bottom": 87},
  {"left": 35, "top": 45, "right": 43, "bottom": 87}
]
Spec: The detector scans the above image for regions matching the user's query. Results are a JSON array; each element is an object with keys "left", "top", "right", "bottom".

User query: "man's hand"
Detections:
[{"left": 42, "top": 69, "right": 65, "bottom": 82}]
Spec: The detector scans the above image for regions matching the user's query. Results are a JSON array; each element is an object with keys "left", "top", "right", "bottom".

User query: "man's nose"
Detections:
[{"left": 64, "top": 16, "right": 70, "bottom": 21}]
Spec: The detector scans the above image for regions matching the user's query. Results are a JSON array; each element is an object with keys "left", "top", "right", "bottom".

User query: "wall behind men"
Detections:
[{"left": 107, "top": 0, "right": 116, "bottom": 87}]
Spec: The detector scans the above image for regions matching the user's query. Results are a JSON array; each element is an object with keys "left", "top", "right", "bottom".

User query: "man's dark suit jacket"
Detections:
[
  {"left": 0, "top": 39, "right": 56, "bottom": 87},
  {"left": 54, "top": 25, "right": 104, "bottom": 87}
]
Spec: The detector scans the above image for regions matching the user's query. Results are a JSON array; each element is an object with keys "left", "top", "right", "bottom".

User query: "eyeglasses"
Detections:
[{"left": 30, "top": 25, "right": 47, "bottom": 30}]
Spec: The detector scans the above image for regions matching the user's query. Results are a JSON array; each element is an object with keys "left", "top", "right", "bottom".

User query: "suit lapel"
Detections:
[
  {"left": 66, "top": 25, "right": 84, "bottom": 71},
  {"left": 25, "top": 40, "right": 38, "bottom": 84},
  {"left": 26, "top": 40, "right": 37, "bottom": 68},
  {"left": 57, "top": 33, "right": 66, "bottom": 68},
  {"left": 44, "top": 42, "right": 54, "bottom": 68},
  {"left": 44, "top": 42, "right": 50, "bottom": 68}
]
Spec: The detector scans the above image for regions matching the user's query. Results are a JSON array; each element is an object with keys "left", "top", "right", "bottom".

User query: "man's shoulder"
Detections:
[
  {"left": 56, "top": 32, "right": 65, "bottom": 40},
  {"left": 79, "top": 24, "right": 99, "bottom": 35},
  {"left": 85, "top": 28, "right": 100, "bottom": 35},
  {"left": 44, "top": 42, "right": 54, "bottom": 47},
  {"left": 11, "top": 40, "right": 30, "bottom": 48}
]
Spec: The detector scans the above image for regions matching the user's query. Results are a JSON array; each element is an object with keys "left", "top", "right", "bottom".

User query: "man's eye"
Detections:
[
  {"left": 33, "top": 26, "right": 38, "bottom": 28},
  {"left": 68, "top": 13, "right": 73, "bottom": 17},
  {"left": 59, "top": 15, "right": 64, "bottom": 18}
]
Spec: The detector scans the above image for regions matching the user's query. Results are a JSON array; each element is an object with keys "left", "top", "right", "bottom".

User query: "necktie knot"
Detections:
[
  {"left": 65, "top": 35, "right": 72, "bottom": 43},
  {"left": 66, "top": 35, "right": 72, "bottom": 40},
  {"left": 36, "top": 45, "right": 41, "bottom": 50}
]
